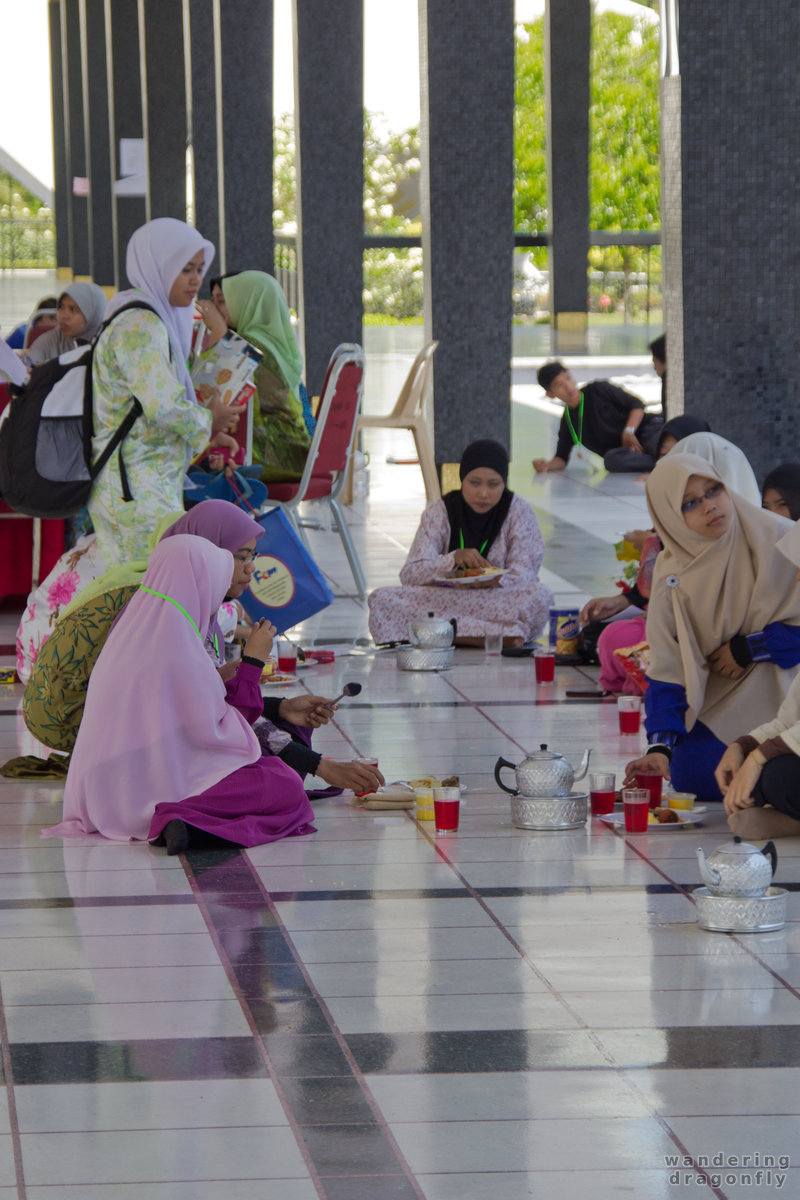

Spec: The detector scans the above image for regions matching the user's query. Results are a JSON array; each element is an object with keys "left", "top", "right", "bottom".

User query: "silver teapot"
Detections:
[
  {"left": 494, "top": 743, "right": 591, "bottom": 798},
  {"left": 696, "top": 836, "right": 778, "bottom": 898},
  {"left": 408, "top": 612, "right": 457, "bottom": 649}
]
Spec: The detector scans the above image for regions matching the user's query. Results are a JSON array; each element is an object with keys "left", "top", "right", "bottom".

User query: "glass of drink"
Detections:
[
  {"left": 617, "top": 695, "right": 642, "bottom": 734},
  {"left": 534, "top": 648, "right": 556, "bottom": 683},
  {"left": 414, "top": 787, "right": 435, "bottom": 821},
  {"left": 622, "top": 787, "right": 649, "bottom": 833},
  {"left": 589, "top": 771, "right": 616, "bottom": 816},
  {"left": 483, "top": 623, "right": 504, "bottom": 656},
  {"left": 635, "top": 771, "right": 663, "bottom": 809},
  {"left": 276, "top": 639, "right": 298, "bottom": 674},
  {"left": 433, "top": 786, "right": 461, "bottom": 833},
  {"left": 354, "top": 757, "right": 379, "bottom": 797}
]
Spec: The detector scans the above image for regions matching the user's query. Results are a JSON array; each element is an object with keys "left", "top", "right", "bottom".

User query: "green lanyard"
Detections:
[
  {"left": 564, "top": 394, "right": 584, "bottom": 447},
  {"left": 459, "top": 530, "right": 488, "bottom": 556},
  {"left": 140, "top": 587, "right": 221, "bottom": 659}
]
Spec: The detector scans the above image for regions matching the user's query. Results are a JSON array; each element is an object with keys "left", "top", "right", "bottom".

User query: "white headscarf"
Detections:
[
  {"left": 668, "top": 432, "right": 760, "bottom": 505},
  {"left": 645, "top": 453, "right": 800, "bottom": 742},
  {"left": 106, "top": 218, "right": 215, "bottom": 400}
]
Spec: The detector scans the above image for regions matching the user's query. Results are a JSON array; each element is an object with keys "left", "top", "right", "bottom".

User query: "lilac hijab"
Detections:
[
  {"left": 162, "top": 501, "right": 262, "bottom": 659},
  {"left": 46, "top": 537, "right": 261, "bottom": 842}
]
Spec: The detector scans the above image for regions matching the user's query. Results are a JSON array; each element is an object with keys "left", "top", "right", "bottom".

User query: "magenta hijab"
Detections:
[{"left": 46, "top": 536, "right": 260, "bottom": 842}]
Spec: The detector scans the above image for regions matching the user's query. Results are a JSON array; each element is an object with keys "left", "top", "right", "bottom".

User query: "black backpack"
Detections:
[{"left": 0, "top": 301, "right": 155, "bottom": 519}]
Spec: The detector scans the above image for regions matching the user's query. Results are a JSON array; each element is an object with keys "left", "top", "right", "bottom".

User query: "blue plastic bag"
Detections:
[
  {"left": 238, "top": 508, "right": 334, "bottom": 634},
  {"left": 185, "top": 469, "right": 268, "bottom": 513}
]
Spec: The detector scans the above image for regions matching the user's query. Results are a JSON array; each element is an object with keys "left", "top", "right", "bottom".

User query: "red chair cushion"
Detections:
[{"left": 267, "top": 475, "right": 334, "bottom": 502}]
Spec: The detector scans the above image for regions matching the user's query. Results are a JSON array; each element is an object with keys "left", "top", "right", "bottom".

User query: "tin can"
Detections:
[{"left": 549, "top": 609, "right": 580, "bottom": 655}]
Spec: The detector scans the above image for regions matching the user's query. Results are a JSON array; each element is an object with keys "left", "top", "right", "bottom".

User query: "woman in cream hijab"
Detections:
[
  {"left": 668, "top": 430, "right": 760, "bottom": 506},
  {"left": 624, "top": 453, "right": 800, "bottom": 800},
  {"left": 715, "top": 519, "right": 800, "bottom": 838}
]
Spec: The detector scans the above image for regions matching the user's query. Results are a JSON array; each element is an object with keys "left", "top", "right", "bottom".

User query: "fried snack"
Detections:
[
  {"left": 409, "top": 776, "right": 442, "bottom": 789},
  {"left": 441, "top": 775, "right": 460, "bottom": 787},
  {"left": 654, "top": 807, "right": 680, "bottom": 823}
]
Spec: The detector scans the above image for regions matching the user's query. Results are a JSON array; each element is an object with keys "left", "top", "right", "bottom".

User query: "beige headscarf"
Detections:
[
  {"left": 645, "top": 453, "right": 800, "bottom": 742},
  {"left": 668, "top": 432, "right": 760, "bottom": 505}
]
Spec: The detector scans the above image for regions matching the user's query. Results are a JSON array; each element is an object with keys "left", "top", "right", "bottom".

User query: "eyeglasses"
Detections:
[{"left": 233, "top": 551, "right": 257, "bottom": 564}]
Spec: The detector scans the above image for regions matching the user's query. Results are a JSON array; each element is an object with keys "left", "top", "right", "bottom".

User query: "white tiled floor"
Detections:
[{"left": 0, "top": 369, "right": 797, "bottom": 1198}]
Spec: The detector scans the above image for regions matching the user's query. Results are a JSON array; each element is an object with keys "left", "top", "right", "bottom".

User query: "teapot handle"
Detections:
[
  {"left": 762, "top": 840, "right": 778, "bottom": 878},
  {"left": 494, "top": 757, "right": 518, "bottom": 796},
  {"left": 450, "top": 618, "right": 458, "bottom": 636}
]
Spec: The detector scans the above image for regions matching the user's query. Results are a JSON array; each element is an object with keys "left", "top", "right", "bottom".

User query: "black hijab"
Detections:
[
  {"left": 762, "top": 463, "right": 800, "bottom": 522},
  {"left": 656, "top": 413, "right": 710, "bottom": 455},
  {"left": 444, "top": 439, "right": 514, "bottom": 555}
]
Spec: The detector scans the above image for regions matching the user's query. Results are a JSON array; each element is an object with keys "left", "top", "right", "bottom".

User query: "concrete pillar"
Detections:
[
  {"left": 188, "top": 0, "right": 221, "bottom": 258},
  {"left": 219, "top": 0, "right": 273, "bottom": 274},
  {"left": 81, "top": 0, "right": 115, "bottom": 286},
  {"left": 107, "top": 0, "right": 146, "bottom": 287},
  {"left": 48, "top": 0, "right": 71, "bottom": 278},
  {"left": 420, "top": 0, "right": 515, "bottom": 464},
  {"left": 661, "top": 1, "right": 800, "bottom": 480},
  {"left": 141, "top": 0, "right": 187, "bottom": 222},
  {"left": 63, "top": 0, "right": 91, "bottom": 277},
  {"left": 544, "top": 0, "right": 590, "bottom": 354},
  {"left": 293, "top": 0, "right": 363, "bottom": 396}
]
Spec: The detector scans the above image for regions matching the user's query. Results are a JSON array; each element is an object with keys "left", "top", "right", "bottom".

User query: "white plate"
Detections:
[
  {"left": 435, "top": 568, "right": 508, "bottom": 588},
  {"left": 261, "top": 673, "right": 300, "bottom": 687},
  {"left": 600, "top": 806, "right": 708, "bottom": 829}
]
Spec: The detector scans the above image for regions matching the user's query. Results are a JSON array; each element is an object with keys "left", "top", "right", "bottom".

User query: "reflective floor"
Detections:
[{"left": 0, "top": 392, "right": 797, "bottom": 1198}]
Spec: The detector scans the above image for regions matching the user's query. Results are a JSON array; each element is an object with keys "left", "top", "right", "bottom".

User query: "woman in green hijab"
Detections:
[{"left": 220, "top": 271, "right": 312, "bottom": 481}]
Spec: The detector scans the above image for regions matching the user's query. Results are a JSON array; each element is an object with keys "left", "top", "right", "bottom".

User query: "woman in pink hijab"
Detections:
[{"left": 44, "top": 535, "right": 317, "bottom": 852}]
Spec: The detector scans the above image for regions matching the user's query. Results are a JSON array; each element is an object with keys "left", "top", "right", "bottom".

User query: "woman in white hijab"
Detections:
[
  {"left": 88, "top": 218, "right": 243, "bottom": 565},
  {"left": 27, "top": 282, "right": 108, "bottom": 365},
  {"left": 668, "top": 430, "right": 760, "bottom": 506},
  {"left": 624, "top": 453, "right": 800, "bottom": 801},
  {"left": 715, "top": 520, "right": 800, "bottom": 839}
]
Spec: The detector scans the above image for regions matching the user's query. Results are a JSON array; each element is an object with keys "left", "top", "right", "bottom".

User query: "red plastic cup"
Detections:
[
  {"left": 623, "top": 788, "right": 649, "bottom": 833},
  {"left": 276, "top": 639, "right": 298, "bottom": 674},
  {"left": 617, "top": 695, "right": 641, "bottom": 734},
  {"left": 635, "top": 772, "right": 663, "bottom": 809},
  {"left": 589, "top": 771, "right": 616, "bottom": 816},
  {"left": 534, "top": 649, "right": 556, "bottom": 683},
  {"left": 433, "top": 787, "right": 461, "bottom": 833}
]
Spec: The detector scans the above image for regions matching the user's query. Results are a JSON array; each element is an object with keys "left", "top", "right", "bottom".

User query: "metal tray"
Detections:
[
  {"left": 694, "top": 886, "right": 787, "bottom": 933},
  {"left": 510, "top": 792, "right": 588, "bottom": 830},
  {"left": 396, "top": 645, "right": 454, "bottom": 671}
]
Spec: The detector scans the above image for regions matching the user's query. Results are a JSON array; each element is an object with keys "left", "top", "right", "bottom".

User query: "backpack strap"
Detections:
[{"left": 82, "top": 300, "right": 158, "bottom": 484}]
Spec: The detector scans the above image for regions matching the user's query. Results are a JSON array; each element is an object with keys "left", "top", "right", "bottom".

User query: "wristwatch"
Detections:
[{"left": 623, "top": 426, "right": 637, "bottom": 434}]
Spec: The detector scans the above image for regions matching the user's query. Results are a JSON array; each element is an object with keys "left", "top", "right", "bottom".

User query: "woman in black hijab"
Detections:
[
  {"left": 762, "top": 464, "right": 800, "bottom": 522},
  {"left": 367, "top": 439, "right": 553, "bottom": 647}
]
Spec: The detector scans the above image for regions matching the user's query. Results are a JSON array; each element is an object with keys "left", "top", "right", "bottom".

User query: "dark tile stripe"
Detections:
[
  {"left": 0, "top": 894, "right": 198, "bottom": 911},
  {"left": 185, "top": 846, "right": 426, "bottom": 1198},
  {"left": 10, "top": 1036, "right": 267, "bottom": 1084}
]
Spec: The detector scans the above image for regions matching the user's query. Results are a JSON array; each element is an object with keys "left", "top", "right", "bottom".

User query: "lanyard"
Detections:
[
  {"left": 459, "top": 530, "right": 488, "bottom": 556},
  {"left": 564, "top": 394, "right": 584, "bottom": 447},
  {"left": 140, "top": 587, "right": 201, "bottom": 640}
]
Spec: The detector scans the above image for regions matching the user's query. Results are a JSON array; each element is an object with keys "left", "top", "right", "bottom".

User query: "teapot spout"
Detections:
[
  {"left": 572, "top": 748, "right": 592, "bottom": 782},
  {"left": 696, "top": 847, "right": 721, "bottom": 889}
]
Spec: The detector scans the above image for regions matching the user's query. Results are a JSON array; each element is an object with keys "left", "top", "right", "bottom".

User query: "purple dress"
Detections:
[{"left": 148, "top": 662, "right": 316, "bottom": 847}]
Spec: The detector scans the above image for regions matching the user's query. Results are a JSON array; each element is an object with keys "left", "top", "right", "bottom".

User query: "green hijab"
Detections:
[
  {"left": 58, "top": 511, "right": 185, "bottom": 622},
  {"left": 222, "top": 271, "right": 304, "bottom": 398}
]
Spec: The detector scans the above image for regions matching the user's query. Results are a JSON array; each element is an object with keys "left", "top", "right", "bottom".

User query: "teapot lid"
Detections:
[
  {"left": 711, "top": 836, "right": 763, "bottom": 858},
  {"left": 525, "top": 743, "right": 564, "bottom": 761}
]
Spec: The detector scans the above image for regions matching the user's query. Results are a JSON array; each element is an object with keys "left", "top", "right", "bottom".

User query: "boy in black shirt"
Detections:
[{"left": 532, "top": 362, "right": 663, "bottom": 473}]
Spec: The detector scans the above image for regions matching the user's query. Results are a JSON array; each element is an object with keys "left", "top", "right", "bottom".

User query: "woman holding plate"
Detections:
[{"left": 368, "top": 440, "right": 553, "bottom": 647}]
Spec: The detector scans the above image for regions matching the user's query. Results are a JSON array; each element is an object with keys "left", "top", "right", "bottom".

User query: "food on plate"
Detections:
[{"left": 649, "top": 807, "right": 680, "bottom": 824}]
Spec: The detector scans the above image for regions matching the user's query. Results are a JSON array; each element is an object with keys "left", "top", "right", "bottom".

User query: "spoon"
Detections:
[{"left": 324, "top": 682, "right": 362, "bottom": 709}]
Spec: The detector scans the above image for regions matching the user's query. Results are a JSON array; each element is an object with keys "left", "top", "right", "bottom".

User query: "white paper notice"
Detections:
[
  {"left": 0, "top": 340, "right": 28, "bottom": 387},
  {"left": 119, "top": 138, "right": 147, "bottom": 177}
]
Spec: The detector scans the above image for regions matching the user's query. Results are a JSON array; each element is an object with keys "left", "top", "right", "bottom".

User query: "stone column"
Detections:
[
  {"left": 661, "top": 1, "right": 800, "bottom": 479},
  {"left": 107, "top": 0, "right": 146, "bottom": 287},
  {"left": 188, "top": 0, "right": 221, "bottom": 259},
  {"left": 81, "top": 0, "right": 115, "bottom": 286},
  {"left": 141, "top": 0, "right": 187, "bottom": 222},
  {"left": 219, "top": 0, "right": 273, "bottom": 274},
  {"left": 420, "top": 0, "right": 515, "bottom": 464},
  {"left": 293, "top": 0, "right": 363, "bottom": 396},
  {"left": 544, "top": 0, "right": 590, "bottom": 355},
  {"left": 48, "top": 0, "right": 71, "bottom": 278},
  {"left": 63, "top": 0, "right": 91, "bottom": 277}
]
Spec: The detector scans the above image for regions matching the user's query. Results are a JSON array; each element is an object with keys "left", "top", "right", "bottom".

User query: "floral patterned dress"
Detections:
[
  {"left": 367, "top": 494, "right": 554, "bottom": 644},
  {"left": 88, "top": 310, "right": 212, "bottom": 565}
]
